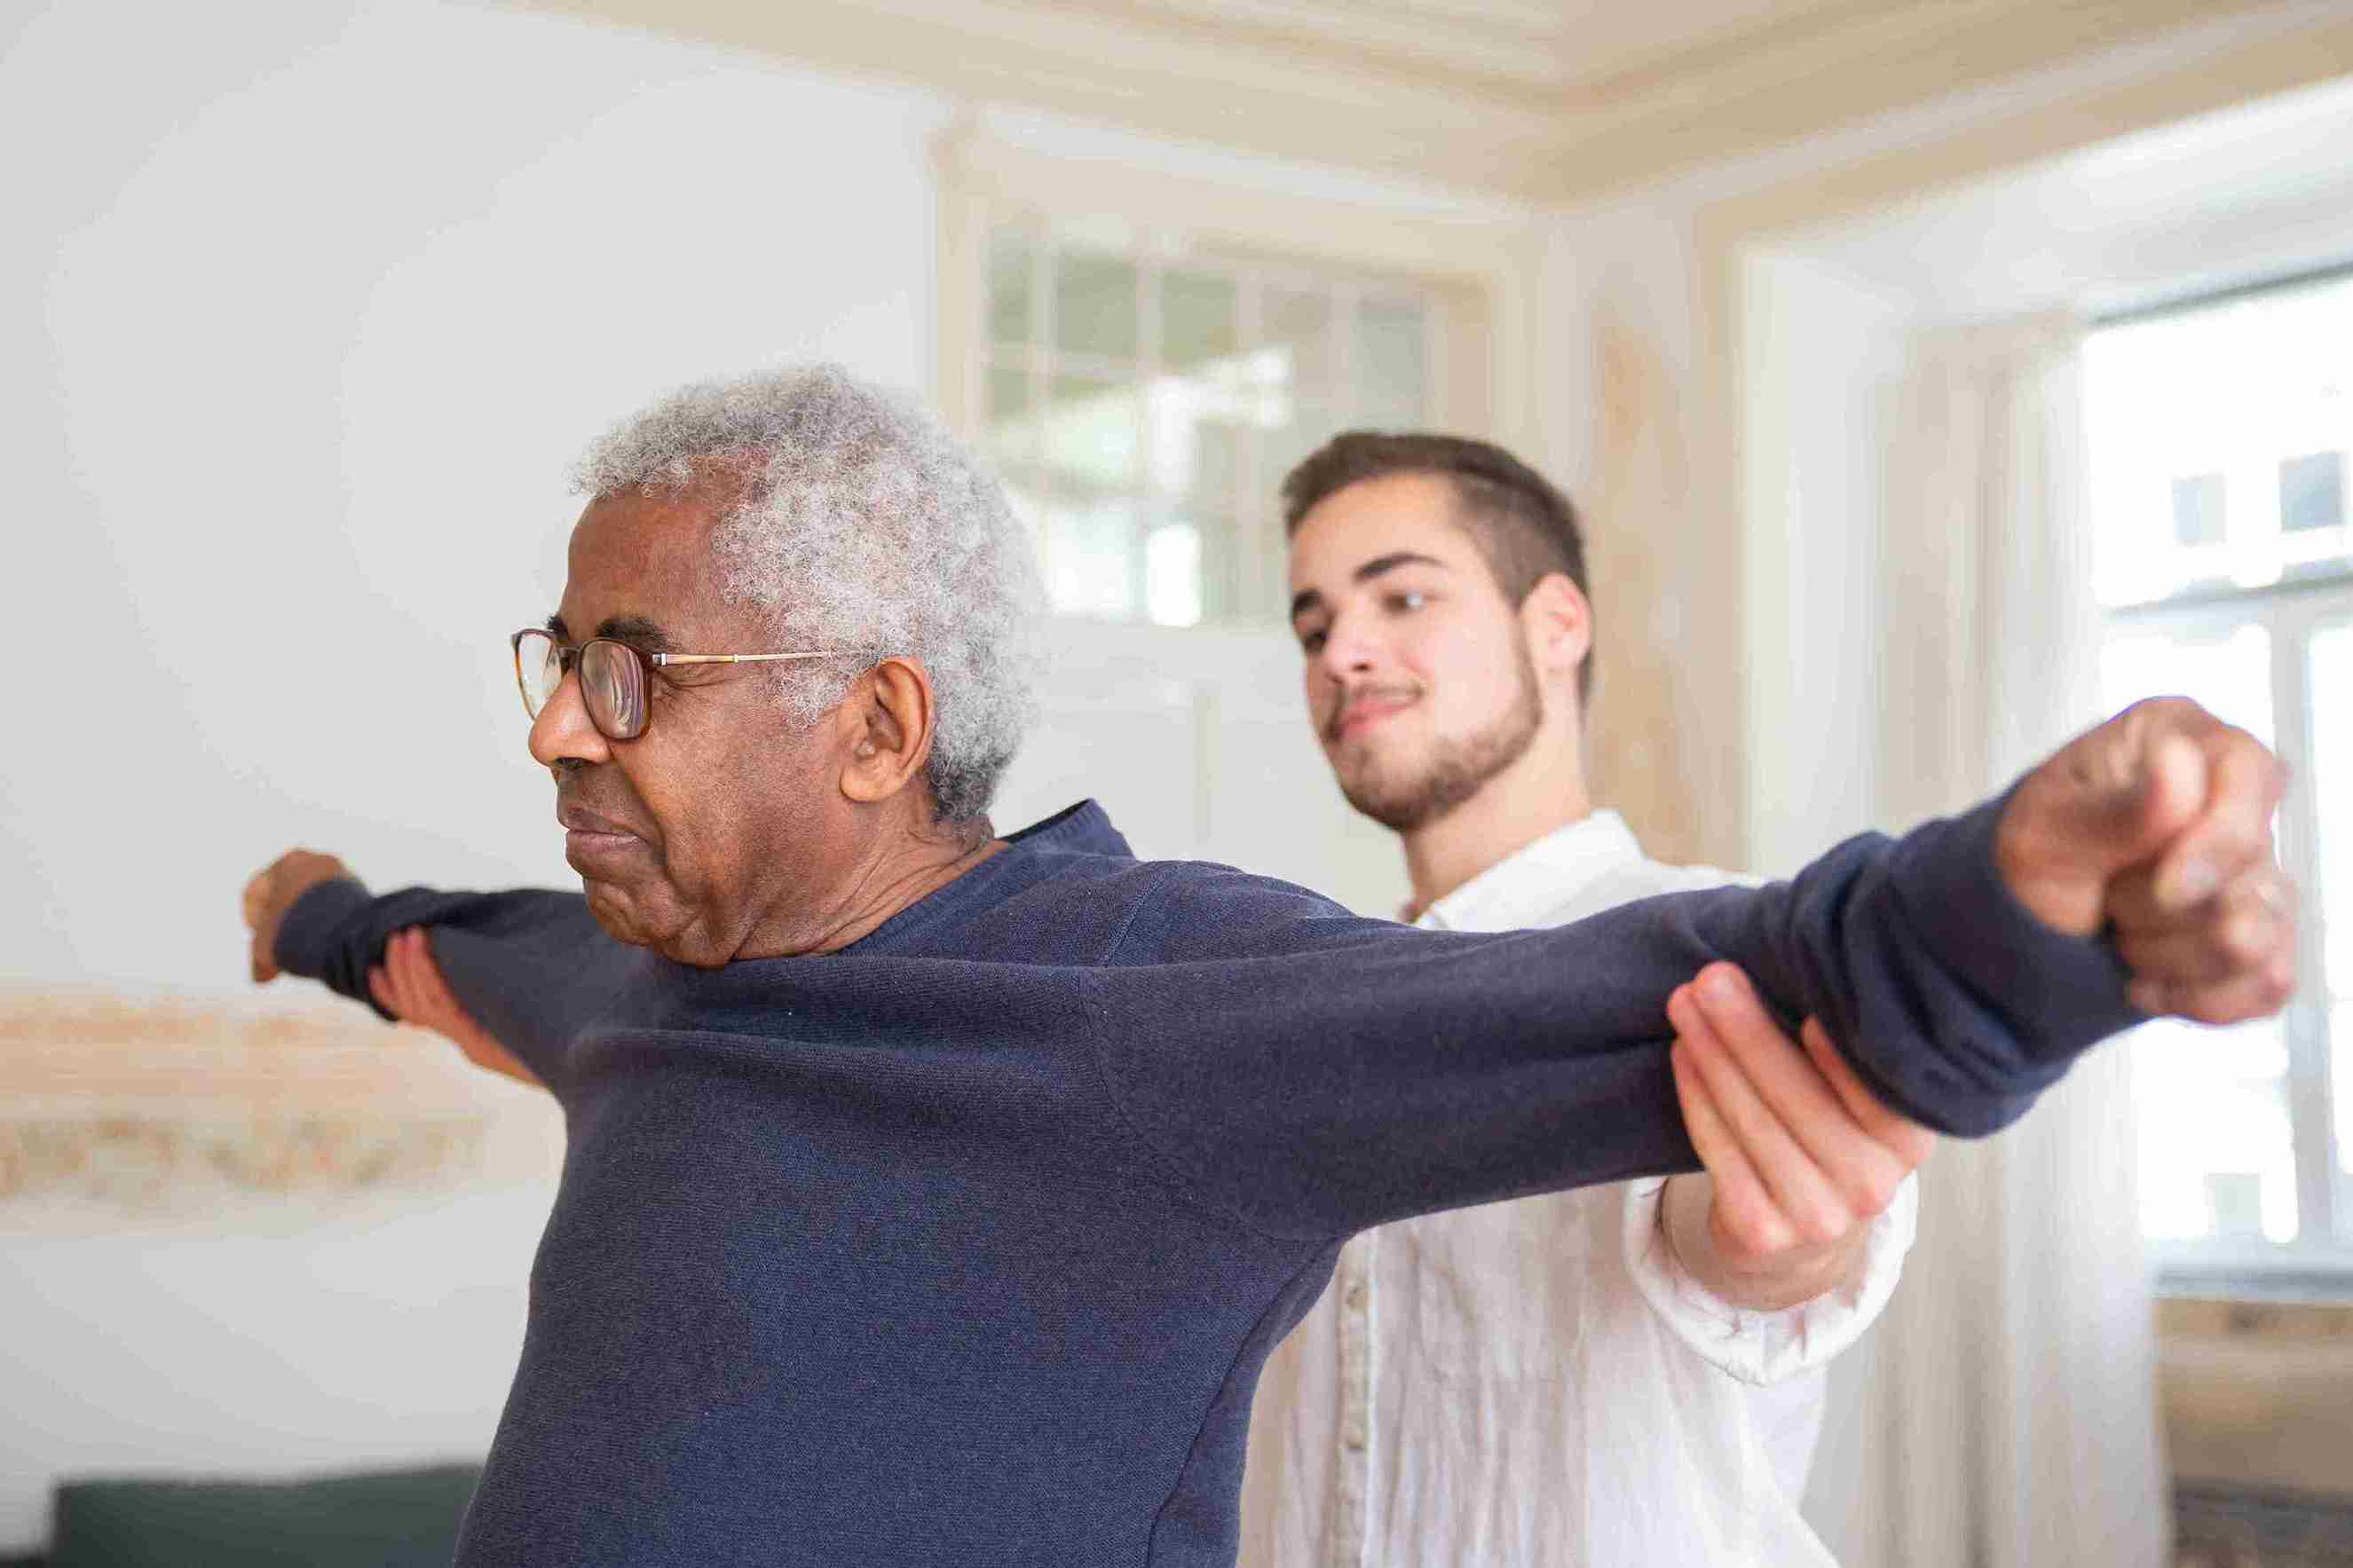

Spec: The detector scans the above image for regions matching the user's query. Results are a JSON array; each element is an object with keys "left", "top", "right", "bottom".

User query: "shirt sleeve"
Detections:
[
  {"left": 1617, "top": 1172, "right": 1918, "bottom": 1386},
  {"left": 272, "top": 876, "right": 635, "bottom": 1090},
  {"left": 1081, "top": 794, "right": 2144, "bottom": 1241}
]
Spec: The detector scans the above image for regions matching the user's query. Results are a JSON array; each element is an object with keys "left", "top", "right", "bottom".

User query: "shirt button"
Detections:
[
  {"left": 1343, "top": 1430, "right": 1367, "bottom": 1452},
  {"left": 1345, "top": 1282, "right": 1367, "bottom": 1309}
]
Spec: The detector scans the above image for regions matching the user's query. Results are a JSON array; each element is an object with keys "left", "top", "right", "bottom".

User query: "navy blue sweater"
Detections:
[{"left": 278, "top": 798, "right": 2139, "bottom": 1566}]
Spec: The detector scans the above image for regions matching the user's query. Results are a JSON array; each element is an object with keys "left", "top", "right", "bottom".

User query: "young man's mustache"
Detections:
[{"left": 1324, "top": 683, "right": 1421, "bottom": 741}]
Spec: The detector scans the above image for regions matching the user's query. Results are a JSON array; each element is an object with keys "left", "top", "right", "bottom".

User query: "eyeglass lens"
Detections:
[
  {"left": 517, "top": 631, "right": 563, "bottom": 718},
  {"left": 513, "top": 632, "right": 648, "bottom": 740},
  {"left": 581, "top": 641, "right": 645, "bottom": 739}
]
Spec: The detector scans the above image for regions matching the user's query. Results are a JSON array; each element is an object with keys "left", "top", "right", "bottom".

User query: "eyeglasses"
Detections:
[{"left": 510, "top": 628, "right": 846, "bottom": 742}]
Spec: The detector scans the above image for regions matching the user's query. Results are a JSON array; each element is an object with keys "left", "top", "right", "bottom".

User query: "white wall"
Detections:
[
  {"left": 5, "top": 0, "right": 949, "bottom": 991},
  {"left": 1736, "top": 252, "right": 1921, "bottom": 873},
  {"left": 2, "top": 1185, "right": 558, "bottom": 1537},
  {"left": 1, "top": 2, "right": 1520, "bottom": 1543},
  {"left": 3, "top": 0, "right": 947, "bottom": 1548}
]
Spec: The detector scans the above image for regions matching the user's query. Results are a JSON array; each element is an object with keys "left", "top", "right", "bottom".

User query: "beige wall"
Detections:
[
  {"left": 1536, "top": 206, "right": 1749, "bottom": 871},
  {"left": 2160, "top": 1298, "right": 2353, "bottom": 1498}
]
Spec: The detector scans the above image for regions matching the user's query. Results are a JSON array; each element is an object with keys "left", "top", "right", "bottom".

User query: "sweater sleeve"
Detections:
[
  {"left": 1082, "top": 796, "right": 2145, "bottom": 1240},
  {"left": 272, "top": 877, "right": 636, "bottom": 1090}
]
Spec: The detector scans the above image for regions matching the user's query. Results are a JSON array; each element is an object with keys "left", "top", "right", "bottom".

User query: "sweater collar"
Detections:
[
  {"left": 835, "top": 800, "right": 1131, "bottom": 953},
  {"left": 1004, "top": 798, "right": 1131, "bottom": 858}
]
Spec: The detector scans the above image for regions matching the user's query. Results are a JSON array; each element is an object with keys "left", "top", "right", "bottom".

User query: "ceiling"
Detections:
[
  {"left": 513, "top": 0, "right": 2347, "bottom": 202},
  {"left": 1770, "top": 71, "right": 2353, "bottom": 320}
]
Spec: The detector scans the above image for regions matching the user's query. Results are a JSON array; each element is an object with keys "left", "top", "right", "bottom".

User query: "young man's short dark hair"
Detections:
[{"left": 1281, "top": 431, "right": 1593, "bottom": 700}]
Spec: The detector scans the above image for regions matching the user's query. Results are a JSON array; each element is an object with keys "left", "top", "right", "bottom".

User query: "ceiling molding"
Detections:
[
  {"left": 1695, "top": 8, "right": 2353, "bottom": 248},
  {"left": 514, "top": 0, "right": 2343, "bottom": 202},
  {"left": 520, "top": 0, "right": 1565, "bottom": 194}
]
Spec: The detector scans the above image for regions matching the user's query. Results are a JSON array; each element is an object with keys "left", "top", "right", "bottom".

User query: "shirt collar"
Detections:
[{"left": 1416, "top": 810, "right": 1643, "bottom": 931}]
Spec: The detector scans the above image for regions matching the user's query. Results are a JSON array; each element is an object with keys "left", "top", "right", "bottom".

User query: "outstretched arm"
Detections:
[
  {"left": 1623, "top": 696, "right": 2289, "bottom": 1373},
  {"left": 1091, "top": 697, "right": 2293, "bottom": 1236},
  {"left": 241, "top": 851, "right": 630, "bottom": 1091}
]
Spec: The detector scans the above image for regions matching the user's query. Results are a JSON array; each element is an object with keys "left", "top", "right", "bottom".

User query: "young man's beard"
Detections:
[{"left": 1338, "top": 647, "right": 1543, "bottom": 833}]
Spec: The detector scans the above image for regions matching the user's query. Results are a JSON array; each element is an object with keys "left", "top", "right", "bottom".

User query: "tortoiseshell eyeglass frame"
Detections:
[{"left": 510, "top": 628, "right": 847, "bottom": 742}]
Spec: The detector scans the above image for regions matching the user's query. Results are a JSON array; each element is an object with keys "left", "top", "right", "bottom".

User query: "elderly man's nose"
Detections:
[{"left": 528, "top": 668, "right": 609, "bottom": 769}]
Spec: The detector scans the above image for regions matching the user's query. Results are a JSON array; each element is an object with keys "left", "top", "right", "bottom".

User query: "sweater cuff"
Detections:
[
  {"left": 1850, "top": 794, "right": 2152, "bottom": 1135},
  {"left": 1620, "top": 1172, "right": 1918, "bottom": 1388},
  {"left": 273, "top": 877, "right": 376, "bottom": 983},
  {"left": 1894, "top": 793, "right": 2147, "bottom": 1060}
]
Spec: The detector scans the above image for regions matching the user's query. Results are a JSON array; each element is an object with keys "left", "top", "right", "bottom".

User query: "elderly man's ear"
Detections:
[{"left": 837, "top": 658, "right": 938, "bottom": 806}]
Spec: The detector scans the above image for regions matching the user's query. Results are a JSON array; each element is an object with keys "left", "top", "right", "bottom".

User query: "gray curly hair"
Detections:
[{"left": 571, "top": 366, "right": 1042, "bottom": 822}]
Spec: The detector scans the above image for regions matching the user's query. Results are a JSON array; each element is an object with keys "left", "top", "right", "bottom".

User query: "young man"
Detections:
[{"left": 1249, "top": 434, "right": 1934, "bottom": 1565}]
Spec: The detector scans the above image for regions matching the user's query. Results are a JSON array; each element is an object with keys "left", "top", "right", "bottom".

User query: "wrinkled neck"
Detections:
[{"left": 676, "top": 816, "right": 1003, "bottom": 965}]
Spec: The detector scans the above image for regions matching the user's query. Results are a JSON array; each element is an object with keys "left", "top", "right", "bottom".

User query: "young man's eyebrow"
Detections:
[
  {"left": 543, "top": 612, "right": 568, "bottom": 640},
  {"left": 1291, "top": 551, "right": 1452, "bottom": 622},
  {"left": 1353, "top": 551, "right": 1447, "bottom": 583}
]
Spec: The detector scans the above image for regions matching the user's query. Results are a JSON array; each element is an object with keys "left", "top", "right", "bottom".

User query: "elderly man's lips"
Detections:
[
  {"left": 557, "top": 802, "right": 644, "bottom": 873},
  {"left": 558, "top": 803, "right": 635, "bottom": 836},
  {"left": 565, "top": 826, "right": 644, "bottom": 873}
]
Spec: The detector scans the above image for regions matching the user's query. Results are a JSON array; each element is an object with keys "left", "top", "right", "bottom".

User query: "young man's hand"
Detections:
[
  {"left": 1997, "top": 695, "right": 2295, "bottom": 1023},
  {"left": 240, "top": 847, "right": 543, "bottom": 1087},
  {"left": 1662, "top": 963, "right": 1934, "bottom": 1313},
  {"left": 241, "top": 848, "right": 352, "bottom": 983},
  {"left": 370, "top": 926, "right": 546, "bottom": 1090}
]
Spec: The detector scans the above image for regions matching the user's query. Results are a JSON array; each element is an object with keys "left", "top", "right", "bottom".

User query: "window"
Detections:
[
  {"left": 2086, "top": 267, "right": 2353, "bottom": 1283},
  {"left": 930, "top": 128, "right": 1528, "bottom": 912},
  {"left": 978, "top": 225, "right": 1443, "bottom": 626}
]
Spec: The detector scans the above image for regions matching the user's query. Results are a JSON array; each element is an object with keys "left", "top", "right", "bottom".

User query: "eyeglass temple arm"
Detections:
[{"left": 647, "top": 652, "right": 847, "bottom": 666}]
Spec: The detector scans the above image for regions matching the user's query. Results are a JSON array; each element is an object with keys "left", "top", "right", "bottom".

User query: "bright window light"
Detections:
[{"left": 2088, "top": 267, "right": 2353, "bottom": 1280}]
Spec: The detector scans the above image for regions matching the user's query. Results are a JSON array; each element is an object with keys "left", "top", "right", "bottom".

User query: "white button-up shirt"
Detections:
[{"left": 1236, "top": 811, "right": 1918, "bottom": 1568}]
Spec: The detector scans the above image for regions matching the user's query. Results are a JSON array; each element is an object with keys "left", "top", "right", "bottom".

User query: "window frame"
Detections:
[
  {"left": 979, "top": 225, "right": 1457, "bottom": 624},
  {"left": 2107, "top": 563, "right": 2353, "bottom": 1294},
  {"left": 933, "top": 121, "right": 1542, "bottom": 626},
  {"left": 2087, "top": 264, "right": 2353, "bottom": 1291}
]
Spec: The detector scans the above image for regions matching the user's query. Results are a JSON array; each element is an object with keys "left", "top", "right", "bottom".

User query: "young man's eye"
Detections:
[
  {"left": 1297, "top": 627, "right": 1328, "bottom": 655},
  {"left": 1385, "top": 590, "right": 1427, "bottom": 612}
]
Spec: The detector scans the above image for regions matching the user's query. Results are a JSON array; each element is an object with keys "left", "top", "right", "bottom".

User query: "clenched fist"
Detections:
[
  {"left": 241, "top": 848, "right": 351, "bottom": 983},
  {"left": 1996, "top": 696, "right": 2295, "bottom": 1024}
]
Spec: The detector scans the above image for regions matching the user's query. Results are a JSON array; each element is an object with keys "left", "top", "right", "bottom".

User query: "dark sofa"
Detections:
[{"left": 4, "top": 1462, "right": 480, "bottom": 1568}]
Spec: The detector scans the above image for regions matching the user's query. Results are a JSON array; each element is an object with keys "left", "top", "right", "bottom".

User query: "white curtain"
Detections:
[{"left": 1800, "top": 313, "right": 2173, "bottom": 1568}]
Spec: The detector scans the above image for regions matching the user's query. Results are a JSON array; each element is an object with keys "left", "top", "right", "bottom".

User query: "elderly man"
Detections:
[{"left": 244, "top": 366, "right": 2292, "bottom": 1567}]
